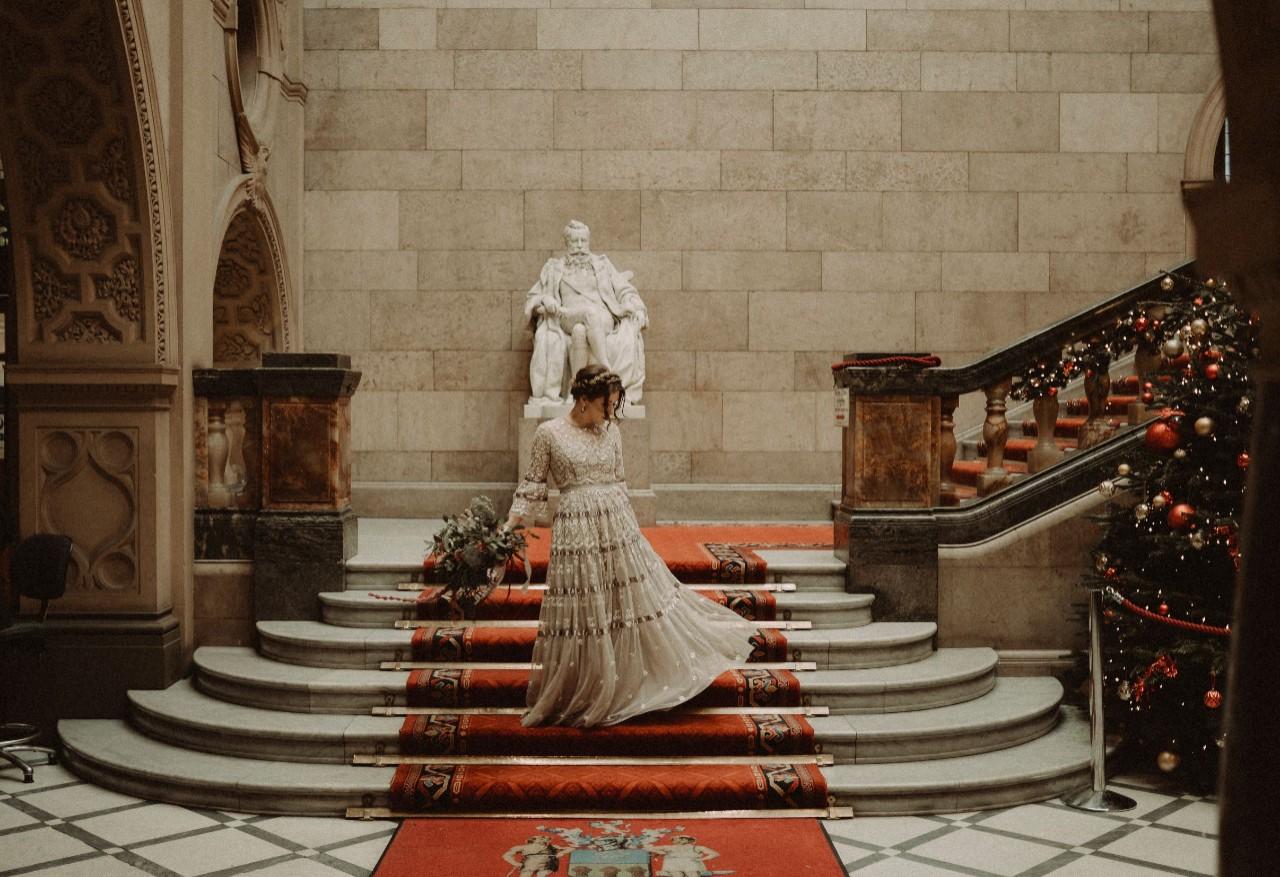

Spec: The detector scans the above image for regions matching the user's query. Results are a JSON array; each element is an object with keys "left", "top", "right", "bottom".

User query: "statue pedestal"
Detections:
[{"left": 518, "top": 404, "right": 656, "bottom": 526}]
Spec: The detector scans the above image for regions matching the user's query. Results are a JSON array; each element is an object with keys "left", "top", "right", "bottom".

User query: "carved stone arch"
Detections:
[
  {"left": 214, "top": 0, "right": 285, "bottom": 178},
  {"left": 0, "top": 0, "right": 171, "bottom": 364},
  {"left": 212, "top": 177, "right": 295, "bottom": 365},
  {"left": 1184, "top": 77, "right": 1228, "bottom": 183}
]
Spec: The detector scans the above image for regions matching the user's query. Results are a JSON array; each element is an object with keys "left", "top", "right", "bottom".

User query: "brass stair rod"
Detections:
[{"left": 1062, "top": 587, "right": 1136, "bottom": 813}]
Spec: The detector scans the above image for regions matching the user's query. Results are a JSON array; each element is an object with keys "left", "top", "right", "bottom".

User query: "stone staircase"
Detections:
[{"left": 59, "top": 538, "right": 1090, "bottom": 816}]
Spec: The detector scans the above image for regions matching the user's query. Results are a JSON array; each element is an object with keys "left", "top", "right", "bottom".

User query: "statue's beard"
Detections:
[{"left": 564, "top": 253, "right": 592, "bottom": 269}]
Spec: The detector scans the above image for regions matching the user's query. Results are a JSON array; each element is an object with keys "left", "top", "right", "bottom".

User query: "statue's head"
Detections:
[{"left": 563, "top": 219, "right": 591, "bottom": 256}]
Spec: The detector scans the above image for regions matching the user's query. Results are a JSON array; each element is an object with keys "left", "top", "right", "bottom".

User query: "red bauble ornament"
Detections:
[
  {"left": 1047, "top": 386, "right": 1059, "bottom": 397},
  {"left": 1143, "top": 381, "right": 1154, "bottom": 391},
  {"left": 1158, "top": 602, "right": 1170, "bottom": 615},
  {"left": 1173, "top": 353, "right": 1191, "bottom": 367},
  {"left": 1105, "top": 566, "right": 1118, "bottom": 579},
  {"left": 1159, "top": 490, "right": 1174, "bottom": 505},
  {"left": 1144, "top": 421, "right": 1181, "bottom": 453},
  {"left": 1205, "top": 363, "right": 1221, "bottom": 380},
  {"left": 1205, "top": 689, "right": 1223, "bottom": 709},
  {"left": 1238, "top": 452, "right": 1250, "bottom": 469},
  {"left": 1202, "top": 347, "right": 1221, "bottom": 362},
  {"left": 1167, "top": 503, "right": 1196, "bottom": 530},
  {"left": 1194, "top": 297, "right": 1204, "bottom": 306},
  {"left": 1134, "top": 317, "right": 1149, "bottom": 331},
  {"left": 1141, "top": 392, "right": 1155, "bottom": 404}
]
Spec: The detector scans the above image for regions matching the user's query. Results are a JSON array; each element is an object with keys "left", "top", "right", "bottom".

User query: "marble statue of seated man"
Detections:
[{"left": 524, "top": 219, "right": 648, "bottom": 405}]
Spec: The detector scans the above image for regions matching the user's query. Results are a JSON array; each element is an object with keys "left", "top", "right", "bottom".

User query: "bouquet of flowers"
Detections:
[{"left": 426, "top": 496, "right": 529, "bottom": 618}]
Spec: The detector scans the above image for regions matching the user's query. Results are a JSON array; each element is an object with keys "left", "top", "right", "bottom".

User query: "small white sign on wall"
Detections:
[{"left": 833, "top": 387, "right": 850, "bottom": 429}]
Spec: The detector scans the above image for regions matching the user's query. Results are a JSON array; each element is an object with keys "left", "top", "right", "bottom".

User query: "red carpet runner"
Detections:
[
  {"left": 423, "top": 524, "right": 833, "bottom": 585},
  {"left": 399, "top": 713, "right": 815, "bottom": 756},
  {"left": 387, "top": 525, "right": 828, "bottom": 815},
  {"left": 406, "top": 667, "right": 803, "bottom": 709},
  {"left": 416, "top": 585, "right": 778, "bottom": 621},
  {"left": 409, "top": 626, "right": 790, "bottom": 663},
  {"left": 374, "top": 816, "right": 846, "bottom": 877},
  {"left": 389, "top": 762, "right": 829, "bottom": 812}
]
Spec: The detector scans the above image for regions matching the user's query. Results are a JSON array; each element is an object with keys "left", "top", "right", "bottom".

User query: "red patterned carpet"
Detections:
[
  {"left": 406, "top": 667, "right": 803, "bottom": 709},
  {"left": 389, "top": 762, "right": 829, "bottom": 813},
  {"left": 399, "top": 713, "right": 815, "bottom": 756},
  {"left": 409, "top": 625, "right": 791, "bottom": 663},
  {"left": 423, "top": 523, "right": 833, "bottom": 584},
  {"left": 382, "top": 524, "right": 830, "bottom": 816},
  {"left": 415, "top": 585, "right": 778, "bottom": 621},
  {"left": 374, "top": 817, "right": 846, "bottom": 876}
]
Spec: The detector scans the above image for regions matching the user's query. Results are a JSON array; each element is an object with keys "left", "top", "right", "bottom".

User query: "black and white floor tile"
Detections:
[{"left": 2, "top": 762, "right": 1215, "bottom": 876}]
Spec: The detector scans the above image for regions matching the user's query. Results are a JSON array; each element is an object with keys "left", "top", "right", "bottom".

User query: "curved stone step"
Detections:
[
  {"left": 823, "top": 708, "right": 1091, "bottom": 815},
  {"left": 320, "top": 589, "right": 875, "bottom": 630},
  {"left": 346, "top": 549, "right": 846, "bottom": 593},
  {"left": 130, "top": 677, "right": 1058, "bottom": 766},
  {"left": 255, "top": 620, "right": 935, "bottom": 670},
  {"left": 60, "top": 719, "right": 393, "bottom": 815},
  {"left": 193, "top": 646, "right": 996, "bottom": 716},
  {"left": 60, "top": 711, "right": 1090, "bottom": 816}
]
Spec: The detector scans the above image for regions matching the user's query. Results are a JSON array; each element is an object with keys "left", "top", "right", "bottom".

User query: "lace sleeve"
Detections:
[
  {"left": 612, "top": 422, "right": 626, "bottom": 486},
  {"left": 509, "top": 424, "right": 551, "bottom": 522}
]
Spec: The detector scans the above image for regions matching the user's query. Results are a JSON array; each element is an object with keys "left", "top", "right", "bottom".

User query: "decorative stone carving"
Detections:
[
  {"left": 89, "top": 138, "right": 134, "bottom": 205},
  {"left": 65, "top": 0, "right": 115, "bottom": 88},
  {"left": 524, "top": 219, "right": 648, "bottom": 407},
  {"left": 214, "top": 333, "right": 258, "bottom": 363},
  {"left": 57, "top": 314, "right": 123, "bottom": 343},
  {"left": 16, "top": 138, "right": 70, "bottom": 211},
  {"left": 213, "top": 207, "right": 283, "bottom": 364},
  {"left": 0, "top": 18, "right": 46, "bottom": 89},
  {"left": 53, "top": 196, "right": 115, "bottom": 260},
  {"left": 32, "top": 76, "right": 102, "bottom": 146},
  {"left": 37, "top": 427, "right": 140, "bottom": 594},
  {"left": 32, "top": 257, "right": 80, "bottom": 321},
  {"left": 93, "top": 255, "right": 141, "bottom": 323}
]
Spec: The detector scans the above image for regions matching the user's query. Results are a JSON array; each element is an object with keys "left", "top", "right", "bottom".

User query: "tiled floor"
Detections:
[{"left": 1, "top": 761, "right": 1215, "bottom": 876}]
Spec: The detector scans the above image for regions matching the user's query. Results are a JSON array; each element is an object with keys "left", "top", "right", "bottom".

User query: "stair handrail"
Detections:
[
  {"left": 833, "top": 261, "right": 1194, "bottom": 505},
  {"left": 833, "top": 261, "right": 1193, "bottom": 398}
]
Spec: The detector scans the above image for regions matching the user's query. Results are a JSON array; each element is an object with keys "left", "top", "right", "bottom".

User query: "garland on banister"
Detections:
[
  {"left": 1104, "top": 587, "right": 1232, "bottom": 637},
  {"left": 830, "top": 354, "right": 942, "bottom": 371},
  {"left": 369, "top": 592, "right": 417, "bottom": 604}
]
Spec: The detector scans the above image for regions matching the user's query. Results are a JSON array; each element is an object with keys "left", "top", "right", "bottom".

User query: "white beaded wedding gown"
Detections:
[{"left": 510, "top": 417, "right": 756, "bottom": 727}]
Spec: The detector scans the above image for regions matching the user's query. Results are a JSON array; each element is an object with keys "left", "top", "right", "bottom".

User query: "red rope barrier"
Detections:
[
  {"left": 831, "top": 354, "right": 942, "bottom": 371},
  {"left": 1105, "top": 587, "right": 1231, "bottom": 637}
]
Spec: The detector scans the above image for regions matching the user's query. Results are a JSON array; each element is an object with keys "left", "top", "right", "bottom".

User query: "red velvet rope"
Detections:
[
  {"left": 1105, "top": 587, "right": 1231, "bottom": 637},
  {"left": 831, "top": 354, "right": 942, "bottom": 371}
]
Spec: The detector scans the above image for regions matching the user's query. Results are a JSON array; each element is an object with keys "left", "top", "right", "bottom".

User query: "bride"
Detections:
[{"left": 506, "top": 364, "right": 757, "bottom": 727}]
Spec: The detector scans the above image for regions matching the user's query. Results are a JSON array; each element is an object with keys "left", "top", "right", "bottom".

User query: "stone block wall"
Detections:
[{"left": 301, "top": 1, "right": 1218, "bottom": 490}]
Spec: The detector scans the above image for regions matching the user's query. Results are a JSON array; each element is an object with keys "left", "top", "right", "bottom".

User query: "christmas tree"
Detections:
[{"left": 1087, "top": 272, "right": 1256, "bottom": 789}]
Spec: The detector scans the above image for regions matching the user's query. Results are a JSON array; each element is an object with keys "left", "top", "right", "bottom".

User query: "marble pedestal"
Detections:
[{"left": 518, "top": 403, "right": 656, "bottom": 525}]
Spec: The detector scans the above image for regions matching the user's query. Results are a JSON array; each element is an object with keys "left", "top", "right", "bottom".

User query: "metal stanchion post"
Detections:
[{"left": 1063, "top": 587, "right": 1137, "bottom": 812}]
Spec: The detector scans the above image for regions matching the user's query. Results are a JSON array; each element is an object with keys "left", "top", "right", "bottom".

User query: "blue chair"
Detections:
[{"left": 0, "top": 534, "right": 72, "bottom": 782}]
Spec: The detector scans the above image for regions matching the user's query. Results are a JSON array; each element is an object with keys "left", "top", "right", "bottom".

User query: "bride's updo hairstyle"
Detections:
[{"left": 570, "top": 364, "right": 625, "bottom": 420}]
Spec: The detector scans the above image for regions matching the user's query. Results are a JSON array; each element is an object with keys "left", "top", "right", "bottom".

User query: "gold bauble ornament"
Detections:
[
  {"left": 1157, "top": 750, "right": 1181, "bottom": 772},
  {"left": 1160, "top": 275, "right": 1175, "bottom": 291},
  {"left": 1151, "top": 494, "right": 1168, "bottom": 509},
  {"left": 1190, "top": 318, "right": 1209, "bottom": 337},
  {"left": 1117, "top": 463, "right": 1132, "bottom": 477},
  {"left": 1135, "top": 503, "right": 1150, "bottom": 520},
  {"left": 1194, "top": 416, "right": 1215, "bottom": 437},
  {"left": 1205, "top": 277, "right": 1218, "bottom": 288},
  {"left": 1161, "top": 337, "right": 1184, "bottom": 358},
  {"left": 1174, "top": 449, "right": 1187, "bottom": 460}
]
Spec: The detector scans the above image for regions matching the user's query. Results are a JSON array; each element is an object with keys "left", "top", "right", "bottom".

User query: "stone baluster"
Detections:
[
  {"left": 1079, "top": 364, "right": 1114, "bottom": 450},
  {"left": 939, "top": 394, "right": 959, "bottom": 506},
  {"left": 1129, "top": 305, "right": 1167, "bottom": 425},
  {"left": 1027, "top": 393, "right": 1065, "bottom": 473},
  {"left": 206, "top": 404, "right": 231, "bottom": 509},
  {"left": 976, "top": 378, "right": 1013, "bottom": 496}
]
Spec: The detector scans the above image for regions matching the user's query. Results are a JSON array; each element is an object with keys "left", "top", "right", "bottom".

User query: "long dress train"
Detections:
[{"left": 510, "top": 417, "right": 757, "bottom": 727}]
